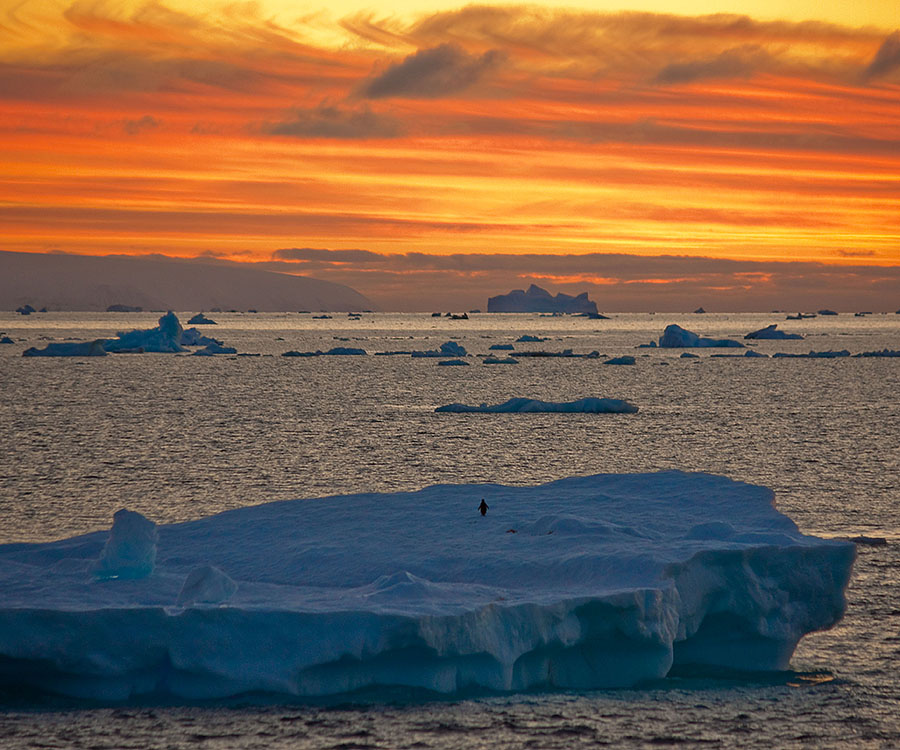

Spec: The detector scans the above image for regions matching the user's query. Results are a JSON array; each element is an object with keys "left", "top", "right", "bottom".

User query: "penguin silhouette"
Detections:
[{"left": 478, "top": 499, "right": 489, "bottom": 516}]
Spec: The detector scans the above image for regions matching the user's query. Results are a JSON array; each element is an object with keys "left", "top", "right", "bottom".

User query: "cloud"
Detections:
[
  {"left": 360, "top": 43, "right": 504, "bottom": 99},
  {"left": 123, "top": 114, "right": 159, "bottom": 134},
  {"left": 265, "top": 103, "right": 402, "bottom": 139},
  {"left": 654, "top": 46, "right": 771, "bottom": 84},
  {"left": 863, "top": 32, "right": 900, "bottom": 79}
]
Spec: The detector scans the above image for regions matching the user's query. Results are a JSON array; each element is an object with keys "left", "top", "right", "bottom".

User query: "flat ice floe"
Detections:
[
  {"left": 0, "top": 472, "right": 854, "bottom": 701},
  {"left": 435, "top": 397, "right": 638, "bottom": 413}
]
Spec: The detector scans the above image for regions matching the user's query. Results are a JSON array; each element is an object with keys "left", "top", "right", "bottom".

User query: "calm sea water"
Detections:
[{"left": 0, "top": 311, "right": 898, "bottom": 748}]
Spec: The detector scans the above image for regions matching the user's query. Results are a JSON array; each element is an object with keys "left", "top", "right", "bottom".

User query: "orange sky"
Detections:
[{"left": 1, "top": 1, "right": 898, "bottom": 308}]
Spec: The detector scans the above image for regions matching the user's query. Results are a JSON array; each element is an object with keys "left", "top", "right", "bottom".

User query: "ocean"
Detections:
[{"left": 0, "top": 311, "right": 897, "bottom": 748}]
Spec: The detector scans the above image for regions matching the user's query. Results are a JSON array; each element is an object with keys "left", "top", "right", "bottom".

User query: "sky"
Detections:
[{"left": 1, "top": 0, "right": 898, "bottom": 310}]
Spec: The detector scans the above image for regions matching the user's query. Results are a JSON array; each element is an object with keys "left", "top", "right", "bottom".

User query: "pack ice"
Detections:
[{"left": 0, "top": 472, "right": 854, "bottom": 701}]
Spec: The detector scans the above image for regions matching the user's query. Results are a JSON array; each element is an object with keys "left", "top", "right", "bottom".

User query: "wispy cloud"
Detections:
[
  {"left": 265, "top": 103, "right": 402, "bottom": 139},
  {"left": 360, "top": 43, "right": 505, "bottom": 99}
]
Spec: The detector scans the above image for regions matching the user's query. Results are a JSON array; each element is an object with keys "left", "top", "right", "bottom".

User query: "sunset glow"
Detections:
[{"left": 1, "top": 0, "right": 898, "bottom": 308}]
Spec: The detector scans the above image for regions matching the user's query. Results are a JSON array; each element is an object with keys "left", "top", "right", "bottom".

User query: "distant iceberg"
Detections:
[
  {"left": 483, "top": 356, "right": 519, "bottom": 365},
  {"left": 436, "top": 397, "right": 638, "bottom": 413},
  {"left": 658, "top": 324, "right": 744, "bottom": 348},
  {"left": 603, "top": 356, "right": 635, "bottom": 365},
  {"left": 187, "top": 313, "right": 217, "bottom": 325},
  {"left": 744, "top": 324, "right": 803, "bottom": 340},
  {"left": 488, "top": 285, "right": 598, "bottom": 314},
  {"left": 0, "top": 472, "right": 853, "bottom": 701}
]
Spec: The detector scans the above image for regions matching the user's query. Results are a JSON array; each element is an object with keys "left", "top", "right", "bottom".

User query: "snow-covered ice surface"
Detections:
[{"left": 0, "top": 472, "right": 853, "bottom": 701}]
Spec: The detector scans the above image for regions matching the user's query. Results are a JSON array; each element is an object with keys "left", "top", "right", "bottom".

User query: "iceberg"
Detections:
[
  {"left": 187, "top": 313, "right": 217, "bottom": 325},
  {"left": 744, "top": 324, "right": 803, "bottom": 340},
  {"left": 0, "top": 472, "right": 853, "bottom": 702},
  {"left": 603, "top": 356, "right": 635, "bottom": 365},
  {"left": 1, "top": 335, "right": 15, "bottom": 344},
  {"left": 437, "top": 359, "right": 469, "bottom": 366},
  {"left": 659, "top": 325, "right": 744, "bottom": 348},
  {"left": 104, "top": 311, "right": 185, "bottom": 353},
  {"left": 487, "top": 285, "right": 598, "bottom": 314},
  {"left": 489, "top": 343, "right": 515, "bottom": 350},
  {"left": 436, "top": 397, "right": 638, "bottom": 413}
]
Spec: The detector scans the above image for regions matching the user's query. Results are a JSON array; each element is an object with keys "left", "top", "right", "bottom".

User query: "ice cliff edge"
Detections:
[{"left": 0, "top": 472, "right": 854, "bottom": 701}]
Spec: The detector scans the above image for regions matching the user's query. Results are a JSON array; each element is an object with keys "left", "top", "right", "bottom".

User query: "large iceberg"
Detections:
[{"left": 0, "top": 472, "right": 853, "bottom": 701}]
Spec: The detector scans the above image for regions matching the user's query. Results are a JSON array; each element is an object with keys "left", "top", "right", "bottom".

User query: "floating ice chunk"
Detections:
[
  {"left": 23, "top": 340, "right": 108, "bottom": 357},
  {"left": 104, "top": 311, "right": 185, "bottom": 353},
  {"left": 176, "top": 565, "right": 237, "bottom": 607},
  {"left": 437, "top": 359, "right": 469, "bottom": 366},
  {"left": 773, "top": 350, "right": 851, "bottom": 358},
  {"left": 0, "top": 336, "right": 13, "bottom": 344},
  {"left": 744, "top": 324, "right": 803, "bottom": 340},
  {"left": 325, "top": 347, "right": 366, "bottom": 355},
  {"left": 436, "top": 397, "right": 638, "bottom": 413},
  {"left": 412, "top": 341, "right": 467, "bottom": 358},
  {"left": 516, "top": 335, "right": 548, "bottom": 343},
  {"left": 658, "top": 324, "right": 744, "bottom": 348},
  {"left": 193, "top": 343, "right": 237, "bottom": 355},
  {"left": 744, "top": 350, "right": 768, "bottom": 358},
  {"left": 187, "top": 313, "right": 217, "bottom": 325},
  {"left": 483, "top": 356, "right": 519, "bottom": 364},
  {"left": 603, "top": 356, "right": 635, "bottom": 365},
  {"left": 94, "top": 509, "right": 157, "bottom": 580},
  {"left": 181, "top": 328, "right": 222, "bottom": 347},
  {"left": 854, "top": 349, "right": 900, "bottom": 358},
  {"left": 489, "top": 343, "right": 515, "bottom": 350},
  {"left": 680, "top": 352, "right": 699, "bottom": 358}
]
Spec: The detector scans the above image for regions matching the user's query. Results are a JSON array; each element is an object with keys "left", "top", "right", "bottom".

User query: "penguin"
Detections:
[{"left": 478, "top": 499, "right": 489, "bottom": 516}]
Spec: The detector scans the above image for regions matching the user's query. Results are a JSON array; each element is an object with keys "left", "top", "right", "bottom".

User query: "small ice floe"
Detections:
[
  {"left": 744, "top": 324, "right": 803, "bottom": 340},
  {"left": 603, "top": 356, "right": 635, "bottom": 365},
  {"left": 23, "top": 340, "right": 107, "bottom": 357},
  {"left": 412, "top": 341, "right": 467, "bottom": 358},
  {"left": 192, "top": 343, "right": 237, "bottom": 355},
  {"left": 436, "top": 397, "right": 638, "bottom": 413},
  {"left": 772, "top": 350, "right": 851, "bottom": 358},
  {"left": 181, "top": 328, "right": 222, "bottom": 347},
  {"left": 483, "top": 355, "right": 519, "bottom": 364},
  {"left": 438, "top": 359, "right": 469, "bottom": 366},
  {"left": 516, "top": 335, "right": 548, "bottom": 343},
  {"left": 854, "top": 350, "right": 900, "bottom": 358},
  {"left": 658, "top": 324, "right": 744, "bottom": 348},
  {"left": 489, "top": 343, "right": 515, "bottom": 350}
]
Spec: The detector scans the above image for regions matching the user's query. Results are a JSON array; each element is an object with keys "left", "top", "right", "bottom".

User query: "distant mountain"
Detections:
[
  {"left": 0, "top": 252, "right": 372, "bottom": 312},
  {"left": 487, "top": 284, "right": 598, "bottom": 314}
]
